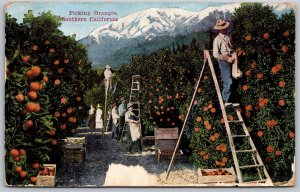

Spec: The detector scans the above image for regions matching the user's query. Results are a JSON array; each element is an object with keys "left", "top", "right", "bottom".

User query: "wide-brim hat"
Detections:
[
  {"left": 120, "top": 97, "right": 126, "bottom": 102},
  {"left": 127, "top": 102, "right": 134, "bottom": 109},
  {"left": 214, "top": 19, "right": 230, "bottom": 30},
  {"left": 97, "top": 104, "right": 101, "bottom": 108},
  {"left": 105, "top": 65, "right": 111, "bottom": 69}
]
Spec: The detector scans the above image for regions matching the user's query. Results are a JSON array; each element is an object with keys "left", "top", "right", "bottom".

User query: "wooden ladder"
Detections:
[
  {"left": 167, "top": 50, "right": 272, "bottom": 185},
  {"left": 119, "top": 75, "right": 141, "bottom": 142}
]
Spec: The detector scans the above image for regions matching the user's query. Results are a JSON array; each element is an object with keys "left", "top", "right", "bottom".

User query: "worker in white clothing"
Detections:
[
  {"left": 104, "top": 65, "right": 113, "bottom": 91},
  {"left": 111, "top": 102, "right": 119, "bottom": 140},
  {"left": 95, "top": 104, "right": 103, "bottom": 129},
  {"left": 125, "top": 103, "right": 142, "bottom": 154}
]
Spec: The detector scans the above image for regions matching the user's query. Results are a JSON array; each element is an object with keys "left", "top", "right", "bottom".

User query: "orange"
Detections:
[
  {"left": 245, "top": 70, "right": 251, "bottom": 77},
  {"left": 21, "top": 55, "right": 31, "bottom": 63},
  {"left": 60, "top": 124, "right": 67, "bottom": 129},
  {"left": 210, "top": 108, "right": 216, "bottom": 113},
  {"left": 48, "top": 129, "right": 56, "bottom": 136},
  {"left": 283, "top": 31, "right": 289, "bottom": 37},
  {"left": 19, "top": 171, "right": 27, "bottom": 178},
  {"left": 53, "top": 60, "right": 60, "bottom": 65},
  {"left": 51, "top": 139, "right": 58, "bottom": 145},
  {"left": 222, "top": 157, "right": 228, "bottom": 163},
  {"left": 26, "top": 69, "right": 34, "bottom": 78},
  {"left": 64, "top": 59, "right": 70, "bottom": 64},
  {"left": 28, "top": 91, "right": 37, "bottom": 101},
  {"left": 214, "top": 133, "right": 220, "bottom": 139},
  {"left": 242, "top": 85, "right": 248, "bottom": 91},
  {"left": 262, "top": 33, "right": 269, "bottom": 39},
  {"left": 10, "top": 149, "right": 19, "bottom": 157},
  {"left": 15, "top": 166, "right": 22, "bottom": 173},
  {"left": 228, "top": 115, "right": 234, "bottom": 121},
  {"left": 54, "top": 79, "right": 61, "bottom": 85},
  {"left": 77, "top": 97, "right": 82, "bottom": 102},
  {"left": 32, "top": 66, "right": 41, "bottom": 76},
  {"left": 49, "top": 48, "right": 55, "bottom": 53},
  {"left": 199, "top": 151, "right": 205, "bottom": 156},
  {"left": 54, "top": 112, "right": 60, "bottom": 118},
  {"left": 67, "top": 108, "right": 73, "bottom": 113},
  {"left": 30, "top": 82, "right": 40, "bottom": 91},
  {"left": 203, "top": 107, "right": 208, "bottom": 112},
  {"left": 267, "top": 146, "right": 274, "bottom": 153},
  {"left": 24, "top": 120, "right": 34, "bottom": 129},
  {"left": 245, "top": 34, "right": 252, "bottom": 41},
  {"left": 271, "top": 66, "right": 279, "bottom": 74},
  {"left": 289, "top": 132, "right": 295, "bottom": 139},
  {"left": 44, "top": 40, "right": 50, "bottom": 45},
  {"left": 207, "top": 104, "right": 213, "bottom": 109},
  {"left": 216, "top": 161, "right": 221, "bottom": 166},
  {"left": 32, "top": 163, "right": 40, "bottom": 170},
  {"left": 256, "top": 73, "right": 263, "bottom": 79},
  {"left": 194, "top": 127, "right": 200, "bottom": 133},
  {"left": 58, "top": 68, "right": 64, "bottom": 73},
  {"left": 278, "top": 99, "right": 285, "bottom": 106},
  {"left": 43, "top": 75, "right": 49, "bottom": 82},
  {"left": 30, "top": 176, "right": 37, "bottom": 184},
  {"left": 32, "top": 45, "right": 38, "bottom": 51},
  {"left": 279, "top": 81, "right": 286, "bottom": 88},
  {"left": 275, "top": 150, "right": 282, "bottom": 156},
  {"left": 16, "top": 93, "right": 24, "bottom": 102},
  {"left": 245, "top": 104, "right": 252, "bottom": 111},
  {"left": 250, "top": 62, "right": 257, "bottom": 69},
  {"left": 281, "top": 45, "right": 288, "bottom": 53},
  {"left": 257, "top": 131, "right": 263, "bottom": 137},
  {"left": 210, "top": 135, "right": 216, "bottom": 141}
]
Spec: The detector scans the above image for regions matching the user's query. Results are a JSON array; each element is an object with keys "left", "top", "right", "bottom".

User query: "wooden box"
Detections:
[
  {"left": 155, "top": 128, "right": 178, "bottom": 139},
  {"left": 36, "top": 164, "right": 56, "bottom": 187},
  {"left": 63, "top": 148, "right": 85, "bottom": 162},
  {"left": 62, "top": 136, "right": 86, "bottom": 162},
  {"left": 197, "top": 167, "right": 237, "bottom": 184}
]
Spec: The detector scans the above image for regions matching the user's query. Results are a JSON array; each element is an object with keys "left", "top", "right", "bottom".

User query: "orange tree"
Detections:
[
  {"left": 190, "top": 3, "right": 295, "bottom": 182},
  {"left": 5, "top": 11, "right": 97, "bottom": 185},
  {"left": 113, "top": 40, "right": 203, "bottom": 137},
  {"left": 229, "top": 3, "right": 295, "bottom": 181}
]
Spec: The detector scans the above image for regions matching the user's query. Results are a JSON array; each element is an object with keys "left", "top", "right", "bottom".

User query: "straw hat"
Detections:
[
  {"left": 96, "top": 104, "right": 101, "bottom": 108},
  {"left": 214, "top": 19, "right": 230, "bottom": 30},
  {"left": 105, "top": 65, "right": 111, "bottom": 69},
  {"left": 120, "top": 97, "right": 126, "bottom": 102},
  {"left": 127, "top": 102, "right": 134, "bottom": 109}
]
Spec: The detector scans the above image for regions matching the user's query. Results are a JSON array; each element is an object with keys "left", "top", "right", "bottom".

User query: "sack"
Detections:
[{"left": 231, "top": 52, "right": 242, "bottom": 79}]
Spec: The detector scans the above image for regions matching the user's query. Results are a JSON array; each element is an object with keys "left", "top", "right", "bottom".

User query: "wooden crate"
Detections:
[
  {"left": 154, "top": 128, "right": 182, "bottom": 163},
  {"left": 63, "top": 148, "right": 85, "bottom": 162},
  {"left": 155, "top": 128, "right": 178, "bottom": 139},
  {"left": 198, "top": 167, "right": 237, "bottom": 184},
  {"left": 64, "top": 137, "right": 85, "bottom": 145},
  {"left": 36, "top": 164, "right": 56, "bottom": 187}
]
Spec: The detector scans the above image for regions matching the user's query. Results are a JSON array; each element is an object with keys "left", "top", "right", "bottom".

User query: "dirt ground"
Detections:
[
  {"left": 56, "top": 132, "right": 194, "bottom": 187},
  {"left": 55, "top": 129, "right": 293, "bottom": 187}
]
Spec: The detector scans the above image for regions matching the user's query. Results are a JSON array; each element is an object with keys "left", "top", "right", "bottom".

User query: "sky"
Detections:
[{"left": 6, "top": 2, "right": 227, "bottom": 40}]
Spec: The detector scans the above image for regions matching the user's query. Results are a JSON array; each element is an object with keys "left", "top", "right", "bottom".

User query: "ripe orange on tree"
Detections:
[
  {"left": 28, "top": 91, "right": 37, "bottom": 101},
  {"left": 19, "top": 171, "right": 27, "bottom": 178},
  {"left": 30, "top": 176, "right": 37, "bottom": 184},
  {"left": 15, "top": 166, "right": 22, "bottom": 173},
  {"left": 32, "top": 163, "right": 40, "bottom": 170},
  {"left": 16, "top": 93, "right": 24, "bottom": 102},
  {"left": 10, "top": 149, "right": 19, "bottom": 157},
  {"left": 30, "top": 82, "right": 40, "bottom": 91},
  {"left": 32, "top": 66, "right": 41, "bottom": 76}
]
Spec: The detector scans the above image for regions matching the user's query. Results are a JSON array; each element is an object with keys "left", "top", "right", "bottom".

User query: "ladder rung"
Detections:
[
  {"left": 228, "top": 120, "right": 243, "bottom": 123},
  {"left": 239, "top": 164, "right": 264, "bottom": 169},
  {"left": 225, "top": 103, "right": 240, "bottom": 107},
  {"left": 232, "top": 135, "right": 250, "bottom": 138},
  {"left": 131, "top": 89, "right": 139, "bottom": 91},
  {"left": 236, "top": 149, "right": 256, "bottom": 153}
]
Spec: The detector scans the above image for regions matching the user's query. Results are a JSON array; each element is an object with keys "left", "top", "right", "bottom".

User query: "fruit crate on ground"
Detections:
[
  {"left": 62, "top": 137, "right": 86, "bottom": 163},
  {"left": 197, "top": 167, "right": 237, "bottom": 184},
  {"left": 154, "top": 128, "right": 182, "bottom": 163},
  {"left": 36, "top": 164, "right": 56, "bottom": 187}
]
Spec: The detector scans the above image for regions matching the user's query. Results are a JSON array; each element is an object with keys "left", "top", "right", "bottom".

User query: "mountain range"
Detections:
[{"left": 78, "top": 3, "right": 294, "bottom": 68}]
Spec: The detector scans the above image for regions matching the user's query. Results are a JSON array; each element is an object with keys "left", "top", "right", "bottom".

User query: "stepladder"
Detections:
[
  {"left": 166, "top": 50, "right": 272, "bottom": 185},
  {"left": 119, "top": 75, "right": 142, "bottom": 142},
  {"left": 203, "top": 50, "right": 272, "bottom": 184}
]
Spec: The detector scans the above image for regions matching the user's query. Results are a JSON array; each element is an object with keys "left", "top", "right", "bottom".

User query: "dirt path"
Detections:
[{"left": 55, "top": 132, "right": 188, "bottom": 187}]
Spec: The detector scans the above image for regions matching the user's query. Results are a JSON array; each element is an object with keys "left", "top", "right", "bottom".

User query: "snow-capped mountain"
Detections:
[{"left": 78, "top": 3, "right": 293, "bottom": 68}]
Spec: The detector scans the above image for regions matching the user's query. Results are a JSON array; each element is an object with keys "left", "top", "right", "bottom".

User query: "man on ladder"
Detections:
[{"left": 213, "top": 19, "right": 235, "bottom": 107}]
